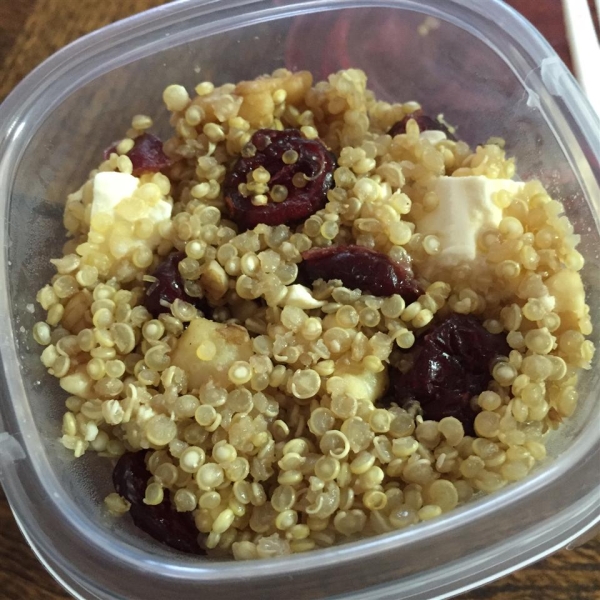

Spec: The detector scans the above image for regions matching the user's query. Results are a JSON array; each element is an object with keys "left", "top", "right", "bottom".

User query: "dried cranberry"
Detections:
[
  {"left": 223, "top": 128, "right": 335, "bottom": 229},
  {"left": 389, "top": 110, "right": 456, "bottom": 141},
  {"left": 112, "top": 451, "right": 205, "bottom": 555},
  {"left": 144, "top": 252, "right": 209, "bottom": 318},
  {"left": 388, "top": 314, "right": 509, "bottom": 433},
  {"left": 299, "top": 245, "right": 422, "bottom": 302},
  {"left": 104, "top": 133, "right": 171, "bottom": 176}
]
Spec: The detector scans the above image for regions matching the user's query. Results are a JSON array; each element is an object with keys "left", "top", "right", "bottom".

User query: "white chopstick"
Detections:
[{"left": 562, "top": 0, "right": 600, "bottom": 115}]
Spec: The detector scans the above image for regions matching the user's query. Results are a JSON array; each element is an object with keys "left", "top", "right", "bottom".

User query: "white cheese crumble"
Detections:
[
  {"left": 417, "top": 175, "right": 525, "bottom": 276},
  {"left": 280, "top": 284, "right": 326, "bottom": 309},
  {"left": 420, "top": 130, "right": 447, "bottom": 145},
  {"left": 91, "top": 172, "right": 139, "bottom": 220},
  {"left": 90, "top": 172, "right": 172, "bottom": 259}
]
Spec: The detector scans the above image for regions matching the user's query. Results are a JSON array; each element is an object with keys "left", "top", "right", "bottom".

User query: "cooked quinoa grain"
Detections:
[{"left": 36, "top": 68, "right": 594, "bottom": 559}]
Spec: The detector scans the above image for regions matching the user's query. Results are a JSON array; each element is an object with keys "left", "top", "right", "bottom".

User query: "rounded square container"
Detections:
[{"left": 0, "top": 1, "right": 599, "bottom": 599}]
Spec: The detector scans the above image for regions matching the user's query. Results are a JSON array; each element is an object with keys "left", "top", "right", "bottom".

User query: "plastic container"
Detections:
[{"left": 0, "top": 1, "right": 599, "bottom": 599}]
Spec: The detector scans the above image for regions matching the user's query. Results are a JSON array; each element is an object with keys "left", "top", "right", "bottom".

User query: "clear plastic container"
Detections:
[{"left": 0, "top": 1, "right": 599, "bottom": 599}]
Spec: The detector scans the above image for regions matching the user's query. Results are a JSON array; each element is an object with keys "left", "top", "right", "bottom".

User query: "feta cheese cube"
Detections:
[
  {"left": 417, "top": 175, "right": 525, "bottom": 276},
  {"left": 91, "top": 172, "right": 140, "bottom": 219},
  {"left": 420, "top": 130, "right": 447, "bottom": 145},
  {"left": 89, "top": 172, "right": 172, "bottom": 264},
  {"left": 280, "top": 284, "right": 326, "bottom": 309}
]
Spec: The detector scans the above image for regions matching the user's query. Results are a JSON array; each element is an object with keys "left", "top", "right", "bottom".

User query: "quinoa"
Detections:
[{"left": 34, "top": 68, "right": 594, "bottom": 559}]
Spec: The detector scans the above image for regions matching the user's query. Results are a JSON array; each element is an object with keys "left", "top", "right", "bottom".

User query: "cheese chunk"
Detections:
[
  {"left": 90, "top": 172, "right": 172, "bottom": 260},
  {"left": 91, "top": 172, "right": 140, "bottom": 219},
  {"left": 280, "top": 285, "right": 326, "bottom": 309},
  {"left": 420, "top": 130, "right": 447, "bottom": 145},
  {"left": 171, "top": 318, "right": 253, "bottom": 390},
  {"left": 417, "top": 176, "right": 525, "bottom": 276}
]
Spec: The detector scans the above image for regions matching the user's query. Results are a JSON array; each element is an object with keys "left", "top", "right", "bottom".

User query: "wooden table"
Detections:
[{"left": 0, "top": 1, "right": 599, "bottom": 599}]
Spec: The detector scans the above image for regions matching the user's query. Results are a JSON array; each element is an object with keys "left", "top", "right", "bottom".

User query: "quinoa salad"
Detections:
[{"left": 33, "top": 68, "right": 594, "bottom": 560}]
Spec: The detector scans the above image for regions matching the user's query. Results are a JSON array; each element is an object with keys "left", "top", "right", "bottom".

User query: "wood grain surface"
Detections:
[{"left": 0, "top": 1, "right": 598, "bottom": 599}]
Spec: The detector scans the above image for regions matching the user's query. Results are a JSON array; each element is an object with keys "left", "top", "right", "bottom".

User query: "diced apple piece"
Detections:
[
  {"left": 238, "top": 90, "right": 275, "bottom": 128},
  {"left": 200, "top": 260, "right": 229, "bottom": 303},
  {"left": 334, "top": 362, "right": 388, "bottom": 403},
  {"left": 546, "top": 270, "right": 586, "bottom": 317},
  {"left": 171, "top": 317, "right": 253, "bottom": 390}
]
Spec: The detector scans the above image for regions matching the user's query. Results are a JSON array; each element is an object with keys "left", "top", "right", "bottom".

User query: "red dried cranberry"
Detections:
[
  {"left": 388, "top": 314, "right": 509, "bottom": 434},
  {"left": 223, "top": 128, "right": 335, "bottom": 229},
  {"left": 104, "top": 133, "right": 171, "bottom": 176},
  {"left": 112, "top": 451, "right": 205, "bottom": 555},
  {"left": 299, "top": 245, "right": 422, "bottom": 302},
  {"left": 389, "top": 110, "right": 456, "bottom": 141},
  {"left": 144, "top": 252, "right": 209, "bottom": 318}
]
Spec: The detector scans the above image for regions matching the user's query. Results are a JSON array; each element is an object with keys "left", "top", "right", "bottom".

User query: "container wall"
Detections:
[{"left": 1, "top": 2, "right": 599, "bottom": 600}]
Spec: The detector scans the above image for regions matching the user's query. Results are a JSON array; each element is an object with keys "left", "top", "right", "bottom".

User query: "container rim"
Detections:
[{"left": 0, "top": 0, "right": 599, "bottom": 596}]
